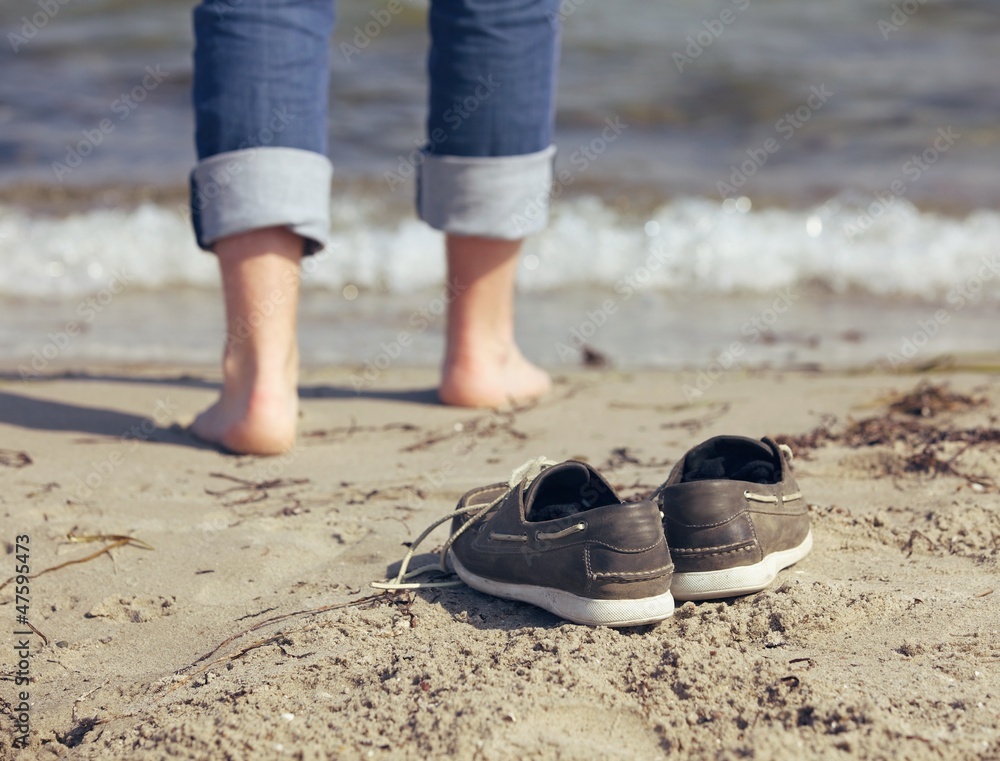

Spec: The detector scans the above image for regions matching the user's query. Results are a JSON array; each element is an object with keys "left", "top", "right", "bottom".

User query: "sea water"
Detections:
[{"left": 1, "top": 0, "right": 998, "bottom": 371}]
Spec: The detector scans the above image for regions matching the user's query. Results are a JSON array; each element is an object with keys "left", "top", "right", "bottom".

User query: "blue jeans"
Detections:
[{"left": 191, "top": 0, "right": 561, "bottom": 254}]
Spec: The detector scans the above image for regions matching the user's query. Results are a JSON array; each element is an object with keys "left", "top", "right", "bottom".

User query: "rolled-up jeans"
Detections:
[{"left": 190, "top": 0, "right": 560, "bottom": 255}]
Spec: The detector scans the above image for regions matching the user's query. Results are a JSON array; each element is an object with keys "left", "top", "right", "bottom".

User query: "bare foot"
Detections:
[
  {"left": 190, "top": 226, "right": 303, "bottom": 456},
  {"left": 191, "top": 347, "right": 299, "bottom": 455},
  {"left": 439, "top": 345, "right": 551, "bottom": 408},
  {"left": 439, "top": 234, "right": 548, "bottom": 408}
]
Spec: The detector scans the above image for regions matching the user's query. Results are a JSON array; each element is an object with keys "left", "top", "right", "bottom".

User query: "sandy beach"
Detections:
[
  {"left": 4, "top": 1, "right": 1000, "bottom": 758},
  {"left": 0, "top": 364, "right": 998, "bottom": 759}
]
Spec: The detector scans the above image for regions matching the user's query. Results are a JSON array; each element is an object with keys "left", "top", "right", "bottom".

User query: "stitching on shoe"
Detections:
[
  {"left": 665, "top": 511, "right": 749, "bottom": 530},
  {"left": 671, "top": 538, "right": 755, "bottom": 553},
  {"left": 672, "top": 545, "right": 755, "bottom": 558},
  {"left": 591, "top": 564, "right": 674, "bottom": 580},
  {"left": 589, "top": 537, "right": 664, "bottom": 553}
]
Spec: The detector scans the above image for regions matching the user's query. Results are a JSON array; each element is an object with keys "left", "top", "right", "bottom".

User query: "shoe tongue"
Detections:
[
  {"left": 682, "top": 437, "right": 779, "bottom": 485},
  {"left": 523, "top": 461, "right": 616, "bottom": 521}
]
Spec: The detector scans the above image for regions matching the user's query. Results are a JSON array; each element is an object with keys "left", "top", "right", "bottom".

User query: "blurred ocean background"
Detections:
[{"left": 1, "top": 0, "right": 999, "bottom": 371}]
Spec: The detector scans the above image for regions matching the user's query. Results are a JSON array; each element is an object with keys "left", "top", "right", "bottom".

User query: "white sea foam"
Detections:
[{"left": 1, "top": 196, "right": 998, "bottom": 301}]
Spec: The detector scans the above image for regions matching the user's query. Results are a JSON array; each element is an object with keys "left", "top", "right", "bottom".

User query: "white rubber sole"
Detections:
[
  {"left": 671, "top": 530, "right": 813, "bottom": 601},
  {"left": 449, "top": 553, "right": 675, "bottom": 627}
]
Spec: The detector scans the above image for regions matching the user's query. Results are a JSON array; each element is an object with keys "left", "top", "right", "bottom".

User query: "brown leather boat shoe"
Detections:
[
  {"left": 654, "top": 436, "right": 812, "bottom": 601},
  {"left": 445, "top": 459, "right": 675, "bottom": 626}
]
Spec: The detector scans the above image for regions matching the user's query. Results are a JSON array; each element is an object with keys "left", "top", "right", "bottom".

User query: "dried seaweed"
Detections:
[
  {"left": 205, "top": 472, "right": 311, "bottom": 507},
  {"left": 402, "top": 409, "right": 528, "bottom": 453},
  {"left": 776, "top": 382, "right": 999, "bottom": 488},
  {"left": 882, "top": 381, "right": 985, "bottom": 418},
  {"left": 0, "top": 449, "right": 32, "bottom": 468},
  {"left": 660, "top": 403, "right": 731, "bottom": 434},
  {"left": 582, "top": 345, "right": 611, "bottom": 368},
  {"left": 302, "top": 421, "right": 419, "bottom": 440}
]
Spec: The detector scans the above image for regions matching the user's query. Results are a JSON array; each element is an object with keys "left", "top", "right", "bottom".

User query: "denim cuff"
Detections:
[
  {"left": 190, "top": 146, "right": 333, "bottom": 255},
  {"left": 417, "top": 145, "right": 556, "bottom": 240}
]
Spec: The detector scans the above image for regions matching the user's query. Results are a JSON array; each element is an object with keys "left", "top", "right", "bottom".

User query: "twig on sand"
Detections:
[
  {"left": 902, "top": 530, "right": 936, "bottom": 558},
  {"left": 67, "top": 532, "right": 154, "bottom": 550},
  {"left": 23, "top": 620, "right": 48, "bottom": 647},
  {"left": 205, "top": 472, "right": 310, "bottom": 497},
  {"left": 0, "top": 534, "right": 152, "bottom": 592},
  {"left": 167, "top": 593, "right": 388, "bottom": 693},
  {"left": 72, "top": 679, "right": 110, "bottom": 723},
  {"left": 302, "top": 420, "right": 419, "bottom": 440},
  {"left": 402, "top": 409, "right": 528, "bottom": 453},
  {"left": 660, "top": 403, "right": 731, "bottom": 433}
]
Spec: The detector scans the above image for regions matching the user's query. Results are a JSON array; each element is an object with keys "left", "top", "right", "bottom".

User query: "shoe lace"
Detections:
[{"left": 371, "top": 456, "right": 559, "bottom": 592}]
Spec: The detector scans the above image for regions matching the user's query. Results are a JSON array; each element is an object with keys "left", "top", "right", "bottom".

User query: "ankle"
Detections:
[
  {"left": 222, "top": 341, "right": 298, "bottom": 389},
  {"left": 445, "top": 332, "right": 517, "bottom": 368}
]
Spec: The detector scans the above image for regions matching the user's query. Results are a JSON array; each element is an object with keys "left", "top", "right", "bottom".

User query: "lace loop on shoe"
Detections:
[
  {"left": 371, "top": 456, "right": 558, "bottom": 592},
  {"left": 536, "top": 522, "right": 586, "bottom": 541},
  {"left": 744, "top": 489, "right": 803, "bottom": 503}
]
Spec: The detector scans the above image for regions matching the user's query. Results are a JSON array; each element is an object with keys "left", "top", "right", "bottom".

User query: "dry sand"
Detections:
[{"left": 1, "top": 365, "right": 998, "bottom": 760}]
